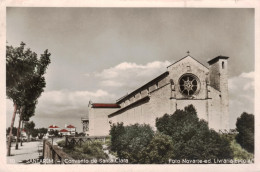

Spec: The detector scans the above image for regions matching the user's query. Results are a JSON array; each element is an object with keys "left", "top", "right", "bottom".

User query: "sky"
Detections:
[{"left": 6, "top": 8, "right": 254, "bottom": 132}]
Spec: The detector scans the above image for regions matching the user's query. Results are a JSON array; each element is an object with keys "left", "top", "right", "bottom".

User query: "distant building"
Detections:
[
  {"left": 86, "top": 103, "right": 120, "bottom": 136},
  {"left": 83, "top": 55, "right": 230, "bottom": 136},
  {"left": 20, "top": 129, "right": 28, "bottom": 140},
  {"left": 48, "top": 125, "right": 60, "bottom": 132},
  {"left": 59, "top": 129, "right": 70, "bottom": 136},
  {"left": 81, "top": 117, "right": 89, "bottom": 135},
  {"left": 66, "top": 124, "right": 76, "bottom": 135}
]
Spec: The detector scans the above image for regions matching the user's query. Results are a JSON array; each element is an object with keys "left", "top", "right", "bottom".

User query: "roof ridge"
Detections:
[
  {"left": 116, "top": 71, "right": 169, "bottom": 103},
  {"left": 167, "top": 55, "right": 209, "bottom": 69}
]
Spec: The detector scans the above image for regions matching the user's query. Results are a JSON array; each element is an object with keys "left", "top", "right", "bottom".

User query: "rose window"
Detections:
[{"left": 179, "top": 74, "right": 200, "bottom": 96}]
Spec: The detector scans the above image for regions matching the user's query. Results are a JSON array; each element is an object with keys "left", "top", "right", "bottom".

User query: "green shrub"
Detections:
[
  {"left": 235, "top": 112, "right": 254, "bottom": 153},
  {"left": 156, "top": 104, "right": 233, "bottom": 160},
  {"left": 64, "top": 149, "right": 88, "bottom": 160},
  {"left": 105, "top": 138, "right": 111, "bottom": 149},
  {"left": 62, "top": 141, "right": 108, "bottom": 160},
  {"left": 144, "top": 132, "right": 174, "bottom": 164},
  {"left": 221, "top": 133, "right": 236, "bottom": 142},
  {"left": 230, "top": 140, "right": 254, "bottom": 160},
  {"left": 82, "top": 141, "right": 108, "bottom": 159},
  {"left": 57, "top": 140, "right": 66, "bottom": 147}
]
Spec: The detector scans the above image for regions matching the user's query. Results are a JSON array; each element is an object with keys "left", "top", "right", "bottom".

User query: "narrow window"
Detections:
[
  {"left": 222, "top": 61, "right": 224, "bottom": 69},
  {"left": 187, "top": 66, "right": 191, "bottom": 71},
  {"left": 170, "top": 79, "right": 175, "bottom": 91}
]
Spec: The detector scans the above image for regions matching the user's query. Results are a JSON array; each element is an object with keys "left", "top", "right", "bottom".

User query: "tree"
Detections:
[
  {"left": 235, "top": 112, "right": 254, "bottom": 153},
  {"left": 6, "top": 127, "right": 18, "bottom": 137},
  {"left": 156, "top": 104, "right": 233, "bottom": 160},
  {"left": 48, "top": 130, "right": 55, "bottom": 136},
  {"left": 144, "top": 132, "right": 174, "bottom": 164},
  {"left": 109, "top": 122, "right": 125, "bottom": 153},
  {"left": 54, "top": 130, "right": 60, "bottom": 137},
  {"left": 37, "top": 128, "right": 48, "bottom": 139},
  {"left": 48, "top": 130, "right": 60, "bottom": 137},
  {"left": 24, "top": 121, "right": 35, "bottom": 141},
  {"left": 31, "top": 129, "right": 39, "bottom": 138},
  {"left": 15, "top": 48, "right": 50, "bottom": 148},
  {"left": 20, "top": 118, "right": 29, "bottom": 146},
  {"left": 6, "top": 42, "right": 51, "bottom": 155},
  {"left": 109, "top": 123, "right": 154, "bottom": 163},
  {"left": 15, "top": 101, "right": 36, "bottom": 149}
]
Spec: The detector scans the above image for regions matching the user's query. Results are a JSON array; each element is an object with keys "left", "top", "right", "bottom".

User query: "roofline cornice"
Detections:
[{"left": 167, "top": 55, "right": 209, "bottom": 70}]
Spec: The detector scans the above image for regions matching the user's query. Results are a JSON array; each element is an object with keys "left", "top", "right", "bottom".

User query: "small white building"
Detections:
[
  {"left": 48, "top": 125, "right": 60, "bottom": 132},
  {"left": 20, "top": 129, "right": 28, "bottom": 140},
  {"left": 59, "top": 129, "right": 70, "bottom": 136},
  {"left": 66, "top": 124, "right": 76, "bottom": 135}
]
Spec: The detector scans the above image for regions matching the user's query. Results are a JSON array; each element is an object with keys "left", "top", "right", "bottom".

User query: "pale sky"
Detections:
[{"left": 6, "top": 8, "right": 254, "bottom": 132}]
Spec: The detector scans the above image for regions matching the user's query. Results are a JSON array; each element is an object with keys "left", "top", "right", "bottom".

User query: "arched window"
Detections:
[
  {"left": 170, "top": 79, "right": 175, "bottom": 91},
  {"left": 222, "top": 61, "right": 224, "bottom": 69}
]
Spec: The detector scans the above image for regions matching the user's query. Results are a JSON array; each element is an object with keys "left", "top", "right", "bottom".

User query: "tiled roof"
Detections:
[
  {"left": 109, "top": 95, "right": 150, "bottom": 118},
  {"left": 60, "top": 129, "right": 69, "bottom": 132},
  {"left": 67, "top": 125, "right": 76, "bottom": 128},
  {"left": 92, "top": 103, "right": 120, "bottom": 108},
  {"left": 207, "top": 55, "right": 229, "bottom": 65},
  {"left": 49, "top": 125, "right": 59, "bottom": 128}
]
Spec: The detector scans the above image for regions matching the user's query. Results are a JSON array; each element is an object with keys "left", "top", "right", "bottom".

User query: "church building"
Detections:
[{"left": 82, "top": 55, "right": 229, "bottom": 136}]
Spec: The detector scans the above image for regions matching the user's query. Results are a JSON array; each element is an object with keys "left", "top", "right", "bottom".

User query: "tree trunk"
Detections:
[
  {"left": 15, "top": 113, "right": 22, "bottom": 150},
  {"left": 20, "top": 120, "right": 23, "bottom": 146},
  {"left": 7, "top": 103, "right": 17, "bottom": 156}
]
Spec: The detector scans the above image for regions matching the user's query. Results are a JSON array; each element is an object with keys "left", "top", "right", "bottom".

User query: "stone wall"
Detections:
[
  {"left": 88, "top": 107, "right": 118, "bottom": 136},
  {"left": 207, "top": 86, "right": 222, "bottom": 130},
  {"left": 109, "top": 83, "right": 172, "bottom": 130},
  {"left": 43, "top": 139, "right": 73, "bottom": 164},
  {"left": 209, "top": 62, "right": 221, "bottom": 91},
  {"left": 208, "top": 57, "right": 229, "bottom": 130},
  {"left": 167, "top": 55, "right": 209, "bottom": 100}
]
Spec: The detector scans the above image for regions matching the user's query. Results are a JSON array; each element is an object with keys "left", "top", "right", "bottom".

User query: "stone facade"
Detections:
[
  {"left": 87, "top": 102, "right": 120, "bottom": 136},
  {"left": 84, "top": 55, "right": 229, "bottom": 136}
]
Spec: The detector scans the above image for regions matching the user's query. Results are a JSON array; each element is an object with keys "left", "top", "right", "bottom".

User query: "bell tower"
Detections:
[{"left": 208, "top": 56, "right": 229, "bottom": 130}]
